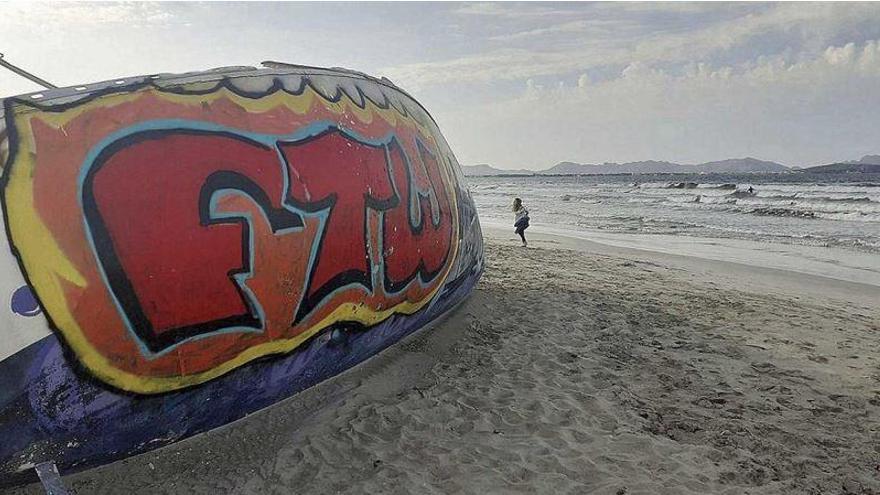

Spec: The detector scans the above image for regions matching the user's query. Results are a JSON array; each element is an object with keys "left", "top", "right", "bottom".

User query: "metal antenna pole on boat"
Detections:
[{"left": 0, "top": 53, "right": 57, "bottom": 89}]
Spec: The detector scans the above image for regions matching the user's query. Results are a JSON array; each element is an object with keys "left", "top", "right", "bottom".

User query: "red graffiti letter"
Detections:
[
  {"left": 382, "top": 140, "right": 453, "bottom": 292},
  {"left": 279, "top": 129, "right": 395, "bottom": 317},
  {"left": 85, "top": 131, "right": 298, "bottom": 352}
]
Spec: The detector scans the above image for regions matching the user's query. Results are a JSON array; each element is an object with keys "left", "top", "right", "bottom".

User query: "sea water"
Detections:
[{"left": 468, "top": 173, "right": 880, "bottom": 254}]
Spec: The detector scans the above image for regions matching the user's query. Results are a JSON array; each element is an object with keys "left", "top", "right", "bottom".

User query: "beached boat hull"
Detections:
[{"left": 0, "top": 64, "right": 484, "bottom": 486}]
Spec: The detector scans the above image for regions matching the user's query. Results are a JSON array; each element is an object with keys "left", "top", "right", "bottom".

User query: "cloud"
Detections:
[
  {"left": 452, "top": 3, "right": 575, "bottom": 19},
  {"left": 596, "top": 2, "right": 749, "bottom": 14},
  {"left": 433, "top": 39, "right": 880, "bottom": 169},
  {"left": 383, "top": 3, "right": 880, "bottom": 90},
  {"left": 629, "top": 2, "right": 876, "bottom": 62},
  {"left": 489, "top": 20, "right": 593, "bottom": 41},
  {"left": 3, "top": 2, "right": 178, "bottom": 30},
  {"left": 488, "top": 19, "right": 640, "bottom": 42}
]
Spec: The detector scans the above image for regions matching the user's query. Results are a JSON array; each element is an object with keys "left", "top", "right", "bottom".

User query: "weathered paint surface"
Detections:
[{"left": 0, "top": 66, "right": 483, "bottom": 486}]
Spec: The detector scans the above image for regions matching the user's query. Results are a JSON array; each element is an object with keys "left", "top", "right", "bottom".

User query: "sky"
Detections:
[{"left": 2, "top": 1, "right": 880, "bottom": 170}]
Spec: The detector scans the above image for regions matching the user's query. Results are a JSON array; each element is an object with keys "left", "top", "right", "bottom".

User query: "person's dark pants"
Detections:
[{"left": 514, "top": 218, "right": 529, "bottom": 243}]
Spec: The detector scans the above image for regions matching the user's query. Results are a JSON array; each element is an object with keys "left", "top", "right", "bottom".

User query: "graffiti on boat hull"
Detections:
[{"left": 1, "top": 82, "right": 460, "bottom": 394}]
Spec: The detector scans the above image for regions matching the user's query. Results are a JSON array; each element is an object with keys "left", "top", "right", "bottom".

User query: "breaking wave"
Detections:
[{"left": 749, "top": 207, "right": 817, "bottom": 219}]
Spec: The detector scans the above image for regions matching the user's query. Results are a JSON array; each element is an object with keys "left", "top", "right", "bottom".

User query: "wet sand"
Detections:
[{"left": 5, "top": 231, "right": 880, "bottom": 494}]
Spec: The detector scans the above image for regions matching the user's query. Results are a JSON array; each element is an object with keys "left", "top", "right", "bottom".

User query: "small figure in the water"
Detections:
[
  {"left": 748, "top": 186, "right": 754, "bottom": 194},
  {"left": 512, "top": 197, "right": 530, "bottom": 247}
]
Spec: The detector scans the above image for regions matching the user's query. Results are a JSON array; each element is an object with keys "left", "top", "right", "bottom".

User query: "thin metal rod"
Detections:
[
  {"left": 34, "top": 461, "right": 69, "bottom": 495},
  {"left": 0, "top": 53, "right": 57, "bottom": 89}
]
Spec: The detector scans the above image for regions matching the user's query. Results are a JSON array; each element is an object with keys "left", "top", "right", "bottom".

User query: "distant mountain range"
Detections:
[
  {"left": 462, "top": 157, "right": 787, "bottom": 176},
  {"left": 846, "top": 154, "right": 880, "bottom": 165},
  {"left": 803, "top": 155, "right": 880, "bottom": 174},
  {"left": 463, "top": 155, "right": 880, "bottom": 176},
  {"left": 461, "top": 164, "right": 536, "bottom": 176}
]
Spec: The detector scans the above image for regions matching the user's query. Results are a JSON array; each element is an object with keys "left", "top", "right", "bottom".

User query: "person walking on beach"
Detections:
[{"left": 512, "top": 197, "right": 530, "bottom": 247}]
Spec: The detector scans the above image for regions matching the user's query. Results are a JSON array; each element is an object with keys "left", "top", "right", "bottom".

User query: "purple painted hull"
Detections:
[{"left": 0, "top": 268, "right": 479, "bottom": 487}]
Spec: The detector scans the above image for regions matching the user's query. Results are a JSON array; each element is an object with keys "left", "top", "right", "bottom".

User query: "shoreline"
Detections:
[{"left": 483, "top": 223, "right": 880, "bottom": 310}]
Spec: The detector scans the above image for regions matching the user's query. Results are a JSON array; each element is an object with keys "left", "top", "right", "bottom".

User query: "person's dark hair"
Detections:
[{"left": 512, "top": 197, "right": 522, "bottom": 211}]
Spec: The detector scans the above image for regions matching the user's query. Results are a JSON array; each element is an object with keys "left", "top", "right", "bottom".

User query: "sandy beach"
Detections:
[{"left": 5, "top": 228, "right": 880, "bottom": 494}]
